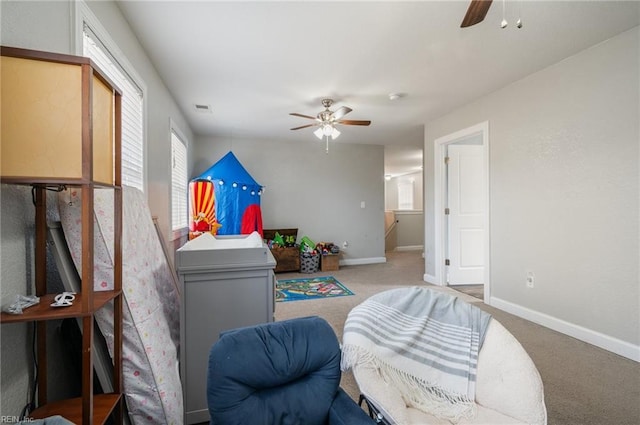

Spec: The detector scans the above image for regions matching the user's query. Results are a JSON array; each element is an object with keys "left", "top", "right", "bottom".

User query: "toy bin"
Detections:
[{"left": 300, "top": 252, "right": 320, "bottom": 273}]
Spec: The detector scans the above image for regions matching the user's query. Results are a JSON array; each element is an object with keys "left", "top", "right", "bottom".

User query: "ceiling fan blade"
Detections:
[
  {"left": 290, "top": 123, "right": 319, "bottom": 130},
  {"left": 461, "top": 0, "right": 493, "bottom": 28},
  {"left": 331, "top": 106, "right": 352, "bottom": 120},
  {"left": 289, "top": 112, "right": 317, "bottom": 120},
  {"left": 336, "top": 119, "right": 371, "bottom": 126}
]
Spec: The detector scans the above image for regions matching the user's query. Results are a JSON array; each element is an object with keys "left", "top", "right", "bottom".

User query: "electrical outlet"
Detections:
[
  {"left": 342, "top": 241, "right": 349, "bottom": 250},
  {"left": 526, "top": 271, "right": 535, "bottom": 288}
]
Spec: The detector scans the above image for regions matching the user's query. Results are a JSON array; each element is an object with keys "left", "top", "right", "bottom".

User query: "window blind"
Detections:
[
  {"left": 83, "top": 25, "right": 144, "bottom": 192},
  {"left": 171, "top": 131, "right": 188, "bottom": 231},
  {"left": 398, "top": 180, "right": 414, "bottom": 210}
]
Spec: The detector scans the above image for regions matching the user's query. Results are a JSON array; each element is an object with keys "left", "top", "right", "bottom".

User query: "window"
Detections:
[
  {"left": 398, "top": 179, "right": 414, "bottom": 210},
  {"left": 171, "top": 128, "right": 188, "bottom": 233},
  {"left": 80, "top": 11, "right": 145, "bottom": 192}
]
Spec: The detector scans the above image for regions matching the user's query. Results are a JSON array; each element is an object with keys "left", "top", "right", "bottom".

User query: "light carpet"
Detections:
[{"left": 275, "top": 251, "right": 640, "bottom": 425}]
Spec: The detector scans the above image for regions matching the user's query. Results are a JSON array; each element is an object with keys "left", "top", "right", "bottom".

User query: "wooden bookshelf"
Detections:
[
  {"left": 30, "top": 394, "right": 122, "bottom": 424},
  {"left": 1, "top": 46, "right": 123, "bottom": 425},
  {"left": 0, "top": 291, "right": 122, "bottom": 324}
]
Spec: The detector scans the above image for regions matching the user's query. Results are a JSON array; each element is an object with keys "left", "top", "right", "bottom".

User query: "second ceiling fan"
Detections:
[{"left": 461, "top": 0, "right": 493, "bottom": 28}]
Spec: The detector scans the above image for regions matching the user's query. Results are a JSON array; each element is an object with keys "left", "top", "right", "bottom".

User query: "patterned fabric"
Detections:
[
  {"left": 341, "top": 287, "right": 491, "bottom": 422},
  {"left": 58, "top": 186, "right": 183, "bottom": 424}
]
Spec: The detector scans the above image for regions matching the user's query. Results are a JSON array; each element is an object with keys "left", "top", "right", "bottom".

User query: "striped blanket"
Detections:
[{"left": 341, "top": 287, "right": 491, "bottom": 422}]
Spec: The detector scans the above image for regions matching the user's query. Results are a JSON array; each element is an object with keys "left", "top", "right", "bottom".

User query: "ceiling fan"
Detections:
[
  {"left": 290, "top": 98, "right": 371, "bottom": 141},
  {"left": 460, "top": 0, "right": 493, "bottom": 28}
]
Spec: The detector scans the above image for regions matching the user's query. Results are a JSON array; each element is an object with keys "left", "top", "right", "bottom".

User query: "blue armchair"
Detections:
[{"left": 207, "top": 316, "right": 375, "bottom": 425}]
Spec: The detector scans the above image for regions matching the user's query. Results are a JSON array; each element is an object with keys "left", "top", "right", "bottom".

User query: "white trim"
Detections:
[
  {"left": 490, "top": 297, "right": 640, "bottom": 362},
  {"left": 394, "top": 210, "right": 423, "bottom": 215},
  {"left": 433, "top": 121, "right": 491, "bottom": 303},
  {"left": 172, "top": 227, "right": 189, "bottom": 241},
  {"left": 423, "top": 273, "right": 437, "bottom": 284},
  {"left": 170, "top": 118, "right": 189, "bottom": 150},
  {"left": 73, "top": 2, "right": 143, "bottom": 83},
  {"left": 395, "top": 245, "right": 423, "bottom": 252},
  {"left": 340, "top": 257, "right": 387, "bottom": 266}
]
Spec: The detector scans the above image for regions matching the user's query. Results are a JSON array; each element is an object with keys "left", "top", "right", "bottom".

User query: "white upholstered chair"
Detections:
[{"left": 351, "top": 314, "right": 547, "bottom": 425}]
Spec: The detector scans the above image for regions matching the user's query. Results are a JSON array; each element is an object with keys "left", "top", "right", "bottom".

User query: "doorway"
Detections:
[{"left": 433, "top": 122, "right": 490, "bottom": 303}]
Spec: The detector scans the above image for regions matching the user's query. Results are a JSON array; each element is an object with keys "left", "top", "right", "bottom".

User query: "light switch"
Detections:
[{"left": 360, "top": 201, "right": 366, "bottom": 209}]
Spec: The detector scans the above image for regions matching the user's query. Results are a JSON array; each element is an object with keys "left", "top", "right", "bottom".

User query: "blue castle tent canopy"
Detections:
[
  {"left": 195, "top": 151, "right": 261, "bottom": 186},
  {"left": 192, "top": 151, "right": 263, "bottom": 236}
]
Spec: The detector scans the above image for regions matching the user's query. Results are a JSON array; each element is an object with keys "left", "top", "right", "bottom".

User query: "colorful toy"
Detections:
[
  {"left": 284, "top": 235, "right": 296, "bottom": 247},
  {"left": 189, "top": 180, "right": 220, "bottom": 239},
  {"left": 315, "top": 242, "right": 339, "bottom": 256},
  {"left": 273, "top": 232, "right": 285, "bottom": 246},
  {"left": 300, "top": 236, "right": 316, "bottom": 252},
  {"left": 192, "top": 151, "right": 264, "bottom": 237}
]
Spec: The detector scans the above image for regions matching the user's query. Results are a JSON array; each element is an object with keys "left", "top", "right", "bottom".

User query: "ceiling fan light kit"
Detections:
[
  {"left": 290, "top": 98, "right": 371, "bottom": 152},
  {"left": 314, "top": 125, "right": 340, "bottom": 140}
]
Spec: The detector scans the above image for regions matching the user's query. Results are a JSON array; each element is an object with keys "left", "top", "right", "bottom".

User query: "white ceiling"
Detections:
[{"left": 115, "top": 1, "right": 639, "bottom": 176}]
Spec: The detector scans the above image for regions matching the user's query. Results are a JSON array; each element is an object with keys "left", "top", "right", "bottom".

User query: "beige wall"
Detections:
[
  {"left": 193, "top": 136, "right": 386, "bottom": 263},
  {"left": 1, "top": 0, "right": 193, "bottom": 414},
  {"left": 424, "top": 27, "right": 639, "bottom": 359},
  {"left": 395, "top": 211, "right": 424, "bottom": 249}
]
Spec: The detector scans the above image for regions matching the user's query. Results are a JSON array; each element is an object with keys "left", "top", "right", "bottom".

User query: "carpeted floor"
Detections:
[
  {"left": 275, "top": 251, "right": 640, "bottom": 425},
  {"left": 451, "top": 283, "right": 484, "bottom": 300}
]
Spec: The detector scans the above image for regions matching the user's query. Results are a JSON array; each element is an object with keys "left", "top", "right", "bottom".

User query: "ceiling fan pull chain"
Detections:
[
  {"left": 500, "top": 0, "right": 508, "bottom": 28},
  {"left": 516, "top": 0, "right": 523, "bottom": 28},
  {"left": 325, "top": 136, "right": 329, "bottom": 154}
]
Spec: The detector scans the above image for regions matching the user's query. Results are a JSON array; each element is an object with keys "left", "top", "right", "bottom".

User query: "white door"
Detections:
[{"left": 446, "top": 145, "right": 485, "bottom": 285}]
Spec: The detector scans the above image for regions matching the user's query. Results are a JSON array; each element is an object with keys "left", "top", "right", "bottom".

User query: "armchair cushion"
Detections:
[{"left": 207, "top": 316, "right": 374, "bottom": 425}]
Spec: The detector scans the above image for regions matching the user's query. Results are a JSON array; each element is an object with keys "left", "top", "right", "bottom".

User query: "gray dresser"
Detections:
[{"left": 176, "top": 233, "right": 276, "bottom": 424}]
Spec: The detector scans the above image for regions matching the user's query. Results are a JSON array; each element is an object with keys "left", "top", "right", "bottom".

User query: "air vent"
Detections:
[{"left": 194, "top": 104, "right": 212, "bottom": 113}]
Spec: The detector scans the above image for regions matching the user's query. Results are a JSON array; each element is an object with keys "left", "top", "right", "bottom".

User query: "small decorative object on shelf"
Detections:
[{"left": 2, "top": 295, "right": 41, "bottom": 315}]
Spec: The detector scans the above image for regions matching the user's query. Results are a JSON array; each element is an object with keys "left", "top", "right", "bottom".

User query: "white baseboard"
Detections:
[
  {"left": 395, "top": 245, "right": 423, "bottom": 252},
  {"left": 490, "top": 296, "right": 640, "bottom": 362},
  {"left": 340, "top": 257, "right": 387, "bottom": 266},
  {"left": 423, "top": 273, "right": 438, "bottom": 285}
]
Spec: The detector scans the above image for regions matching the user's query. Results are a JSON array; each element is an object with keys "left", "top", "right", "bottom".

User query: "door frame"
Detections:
[{"left": 433, "top": 121, "right": 491, "bottom": 302}]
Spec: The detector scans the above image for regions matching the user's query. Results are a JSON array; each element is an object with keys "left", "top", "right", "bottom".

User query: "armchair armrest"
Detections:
[{"left": 329, "top": 388, "right": 377, "bottom": 425}]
